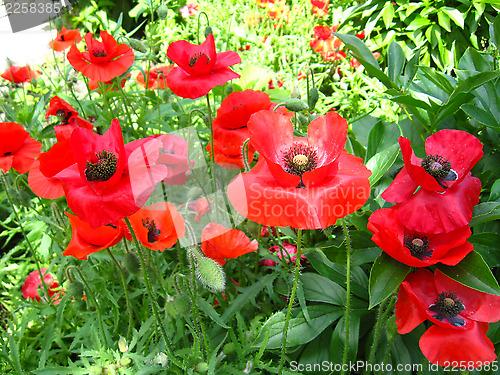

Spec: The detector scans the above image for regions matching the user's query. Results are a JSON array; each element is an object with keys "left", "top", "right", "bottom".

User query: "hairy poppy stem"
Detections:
[
  {"left": 0, "top": 172, "right": 51, "bottom": 303},
  {"left": 124, "top": 217, "right": 182, "bottom": 368},
  {"left": 340, "top": 218, "right": 351, "bottom": 375},
  {"left": 106, "top": 248, "right": 133, "bottom": 341},
  {"left": 278, "top": 228, "right": 302, "bottom": 375}
]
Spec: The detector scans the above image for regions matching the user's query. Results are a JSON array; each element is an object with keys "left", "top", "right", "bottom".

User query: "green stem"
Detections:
[
  {"left": 364, "top": 296, "right": 393, "bottom": 375},
  {"left": 340, "top": 218, "right": 352, "bottom": 375},
  {"left": 106, "top": 248, "right": 133, "bottom": 341},
  {"left": 206, "top": 94, "right": 214, "bottom": 165},
  {"left": 278, "top": 228, "right": 303, "bottom": 375},
  {"left": 124, "top": 218, "right": 181, "bottom": 368}
]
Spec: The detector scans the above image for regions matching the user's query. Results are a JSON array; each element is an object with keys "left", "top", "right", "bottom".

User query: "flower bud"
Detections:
[
  {"left": 157, "top": 4, "right": 169, "bottom": 19},
  {"left": 284, "top": 99, "right": 309, "bottom": 112},
  {"left": 223, "top": 342, "right": 236, "bottom": 355},
  {"left": 188, "top": 186, "right": 204, "bottom": 201},
  {"left": 118, "top": 336, "right": 128, "bottom": 353},
  {"left": 171, "top": 101, "right": 182, "bottom": 112},
  {"left": 67, "top": 280, "right": 84, "bottom": 299},
  {"left": 297, "top": 113, "right": 309, "bottom": 127},
  {"left": 225, "top": 83, "right": 234, "bottom": 96},
  {"left": 173, "top": 294, "right": 192, "bottom": 316},
  {"left": 196, "top": 256, "right": 226, "bottom": 292},
  {"left": 308, "top": 87, "right": 319, "bottom": 110},
  {"left": 129, "top": 38, "right": 148, "bottom": 53},
  {"left": 196, "top": 362, "right": 209, "bottom": 373},
  {"left": 123, "top": 252, "right": 141, "bottom": 275},
  {"left": 54, "top": 17, "right": 64, "bottom": 33},
  {"left": 290, "top": 86, "right": 300, "bottom": 99},
  {"left": 162, "top": 89, "right": 171, "bottom": 102},
  {"left": 204, "top": 27, "right": 213, "bottom": 39},
  {"left": 74, "top": 299, "right": 87, "bottom": 311}
]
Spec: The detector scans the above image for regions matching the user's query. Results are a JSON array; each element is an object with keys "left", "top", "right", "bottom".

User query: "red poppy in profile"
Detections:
[
  {"left": 53, "top": 120, "right": 168, "bottom": 228},
  {"left": 188, "top": 197, "right": 212, "bottom": 222},
  {"left": 136, "top": 66, "right": 172, "bottom": 90},
  {"left": 28, "top": 139, "right": 76, "bottom": 199},
  {"left": 311, "top": 0, "right": 329, "bottom": 17},
  {"left": 127, "top": 202, "right": 185, "bottom": 251},
  {"left": 310, "top": 25, "right": 343, "bottom": 61},
  {"left": 67, "top": 31, "right": 135, "bottom": 82},
  {"left": 227, "top": 111, "right": 371, "bottom": 229},
  {"left": 0, "top": 122, "right": 41, "bottom": 174},
  {"left": 208, "top": 89, "right": 292, "bottom": 169},
  {"left": 166, "top": 33, "right": 241, "bottom": 99},
  {"left": 368, "top": 206, "right": 473, "bottom": 267},
  {"left": 259, "top": 242, "right": 306, "bottom": 267},
  {"left": 49, "top": 27, "right": 82, "bottom": 52},
  {"left": 152, "top": 133, "right": 193, "bottom": 185},
  {"left": 201, "top": 223, "right": 258, "bottom": 265},
  {"left": 45, "top": 96, "right": 93, "bottom": 141},
  {"left": 1, "top": 65, "right": 40, "bottom": 83},
  {"left": 396, "top": 269, "right": 500, "bottom": 367},
  {"left": 382, "top": 130, "right": 483, "bottom": 202},
  {"left": 22, "top": 269, "right": 62, "bottom": 304},
  {"left": 64, "top": 212, "right": 124, "bottom": 260}
]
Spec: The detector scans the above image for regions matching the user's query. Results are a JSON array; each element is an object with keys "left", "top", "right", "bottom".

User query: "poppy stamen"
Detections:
[
  {"left": 429, "top": 291, "right": 466, "bottom": 327},
  {"left": 283, "top": 143, "right": 318, "bottom": 176},
  {"left": 85, "top": 150, "right": 118, "bottom": 182},
  {"left": 422, "top": 155, "right": 452, "bottom": 179},
  {"left": 189, "top": 52, "right": 209, "bottom": 67},
  {"left": 403, "top": 233, "right": 432, "bottom": 260},
  {"left": 92, "top": 49, "right": 108, "bottom": 58},
  {"left": 142, "top": 217, "right": 161, "bottom": 243}
]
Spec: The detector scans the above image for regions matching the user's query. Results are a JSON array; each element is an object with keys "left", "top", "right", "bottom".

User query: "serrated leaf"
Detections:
[
  {"left": 196, "top": 296, "right": 229, "bottom": 329},
  {"left": 369, "top": 253, "right": 410, "bottom": 309}
]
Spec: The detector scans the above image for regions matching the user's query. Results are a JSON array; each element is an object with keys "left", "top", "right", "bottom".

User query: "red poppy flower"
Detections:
[
  {"left": 201, "top": 223, "right": 258, "bottom": 265},
  {"left": 45, "top": 96, "right": 93, "bottom": 141},
  {"left": 136, "top": 65, "right": 172, "bottom": 90},
  {"left": 152, "top": 133, "right": 193, "bottom": 185},
  {"left": 67, "top": 31, "right": 135, "bottom": 82},
  {"left": 166, "top": 33, "right": 241, "bottom": 99},
  {"left": 227, "top": 111, "right": 371, "bottom": 229},
  {"left": 49, "top": 27, "right": 82, "bottom": 52},
  {"left": 53, "top": 120, "right": 168, "bottom": 228},
  {"left": 396, "top": 269, "right": 500, "bottom": 366},
  {"left": 311, "top": 0, "right": 329, "bottom": 17},
  {"left": 188, "top": 197, "right": 212, "bottom": 222},
  {"left": 208, "top": 90, "right": 292, "bottom": 169},
  {"left": 368, "top": 206, "right": 473, "bottom": 267},
  {"left": 310, "top": 25, "right": 343, "bottom": 61},
  {"left": 259, "top": 242, "right": 306, "bottom": 267},
  {"left": 22, "top": 269, "right": 61, "bottom": 304},
  {"left": 0, "top": 122, "right": 41, "bottom": 174},
  {"left": 382, "top": 130, "right": 483, "bottom": 202},
  {"left": 260, "top": 225, "right": 277, "bottom": 237},
  {"left": 127, "top": 202, "right": 185, "bottom": 251},
  {"left": 28, "top": 139, "right": 76, "bottom": 199},
  {"left": 64, "top": 212, "right": 124, "bottom": 260},
  {"left": 1, "top": 65, "right": 40, "bottom": 83}
]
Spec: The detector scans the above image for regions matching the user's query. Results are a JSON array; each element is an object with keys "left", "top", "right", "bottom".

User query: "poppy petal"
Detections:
[{"left": 381, "top": 166, "right": 418, "bottom": 203}]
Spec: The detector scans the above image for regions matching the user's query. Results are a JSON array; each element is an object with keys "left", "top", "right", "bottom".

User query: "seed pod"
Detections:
[
  {"left": 157, "top": 4, "right": 168, "bottom": 19},
  {"left": 284, "top": 99, "right": 309, "bottom": 112},
  {"left": 308, "top": 87, "right": 319, "bottom": 110},
  {"left": 196, "top": 256, "right": 226, "bottom": 292},
  {"left": 123, "top": 252, "right": 141, "bottom": 275},
  {"left": 129, "top": 38, "right": 148, "bottom": 53}
]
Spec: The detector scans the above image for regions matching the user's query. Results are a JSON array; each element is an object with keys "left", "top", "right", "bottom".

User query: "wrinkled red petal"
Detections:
[
  {"left": 0, "top": 122, "right": 28, "bottom": 155},
  {"left": 167, "top": 34, "right": 217, "bottom": 76},
  {"left": 380, "top": 166, "right": 418, "bottom": 203},
  {"left": 28, "top": 160, "right": 65, "bottom": 199},
  {"left": 395, "top": 282, "right": 428, "bottom": 334},
  {"left": 11, "top": 136, "right": 41, "bottom": 174},
  {"left": 214, "top": 89, "right": 271, "bottom": 129},
  {"left": 213, "top": 50, "right": 242, "bottom": 70}
]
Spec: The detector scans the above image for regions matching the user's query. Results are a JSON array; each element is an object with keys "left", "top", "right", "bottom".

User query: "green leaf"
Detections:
[
  {"left": 442, "top": 7, "right": 465, "bottom": 28},
  {"left": 366, "top": 143, "right": 400, "bottom": 186},
  {"left": 366, "top": 121, "right": 385, "bottom": 161},
  {"left": 436, "top": 252, "right": 500, "bottom": 295},
  {"left": 461, "top": 104, "right": 500, "bottom": 129},
  {"left": 437, "top": 11, "right": 451, "bottom": 32},
  {"left": 253, "top": 304, "right": 343, "bottom": 349},
  {"left": 381, "top": 2, "right": 394, "bottom": 29},
  {"left": 388, "top": 41, "right": 405, "bottom": 84},
  {"left": 469, "top": 233, "right": 500, "bottom": 268},
  {"left": 196, "top": 297, "right": 229, "bottom": 329},
  {"left": 369, "top": 253, "right": 410, "bottom": 309},
  {"left": 470, "top": 202, "right": 500, "bottom": 226},
  {"left": 490, "top": 14, "right": 500, "bottom": 48},
  {"left": 329, "top": 311, "right": 364, "bottom": 363},
  {"left": 300, "top": 273, "right": 346, "bottom": 305}
]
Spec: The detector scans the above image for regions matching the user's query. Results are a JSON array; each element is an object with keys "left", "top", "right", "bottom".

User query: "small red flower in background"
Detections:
[
  {"left": 67, "top": 31, "right": 135, "bottom": 82},
  {"left": 208, "top": 89, "right": 292, "bottom": 169},
  {"left": 0, "top": 122, "right": 41, "bottom": 174},
  {"left": 28, "top": 139, "right": 76, "bottom": 199},
  {"left": 259, "top": 242, "right": 306, "bottom": 267},
  {"left": 350, "top": 52, "right": 380, "bottom": 69},
  {"left": 368, "top": 207, "right": 473, "bottom": 267},
  {"left": 297, "top": 70, "right": 307, "bottom": 81},
  {"left": 227, "top": 111, "right": 371, "bottom": 229},
  {"left": 22, "top": 269, "right": 62, "bottom": 304},
  {"left": 1, "top": 65, "right": 40, "bottom": 83},
  {"left": 180, "top": 3, "right": 200, "bottom": 17},
  {"left": 268, "top": 78, "right": 284, "bottom": 89},
  {"left": 49, "top": 27, "right": 82, "bottom": 52},
  {"left": 310, "top": 25, "right": 344, "bottom": 61},
  {"left": 188, "top": 197, "right": 212, "bottom": 222},
  {"left": 45, "top": 96, "right": 93, "bottom": 141},
  {"left": 260, "top": 225, "right": 277, "bottom": 238},
  {"left": 267, "top": 2, "right": 291, "bottom": 23},
  {"left": 127, "top": 202, "right": 185, "bottom": 251},
  {"left": 64, "top": 212, "right": 124, "bottom": 260},
  {"left": 53, "top": 120, "right": 168, "bottom": 228},
  {"left": 166, "top": 33, "right": 241, "bottom": 99},
  {"left": 136, "top": 66, "right": 172, "bottom": 90},
  {"left": 311, "top": 0, "right": 329, "bottom": 17},
  {"left": 396, "top": 269, "right": 500, "bottom": 366},
  {"left": 201, "top": 223, "right": 258, "bottom": 265},
  {"left": 355, "top": 30, "right": 366, "bottom": 39},
  {"left": 153, "top": 133, "right": 193, "bottom": 185}
]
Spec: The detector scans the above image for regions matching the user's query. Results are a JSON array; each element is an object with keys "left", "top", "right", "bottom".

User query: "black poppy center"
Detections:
[
  {"left": 60, "top": 35, "right": 65, "bottom": 41},
  {"left": 283, "top": 143, "right": 318, "bottom": 176},
  {"left": 85, "top": 150, "right": 118, "bottom": 182},
  {"left": 421, "top": 155, "right": 452, "bottom": 179},
  {"left": 189, "top": 52, "right": 209, "bottom": 67},
  {"left": 142, "top": 217, "right": 161, "bottom": 243},
  {"left": 429, "top": 291, "right": 466, "bottom": 327},
  {"left": 3, "top": 151, "right": 12, "bottom": 156},
  {"left": 93, "top": 48, "right": 108, "bottom": 58},
  {"left": 403, "top": 233, "right": 432, "bottom": 260}
]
